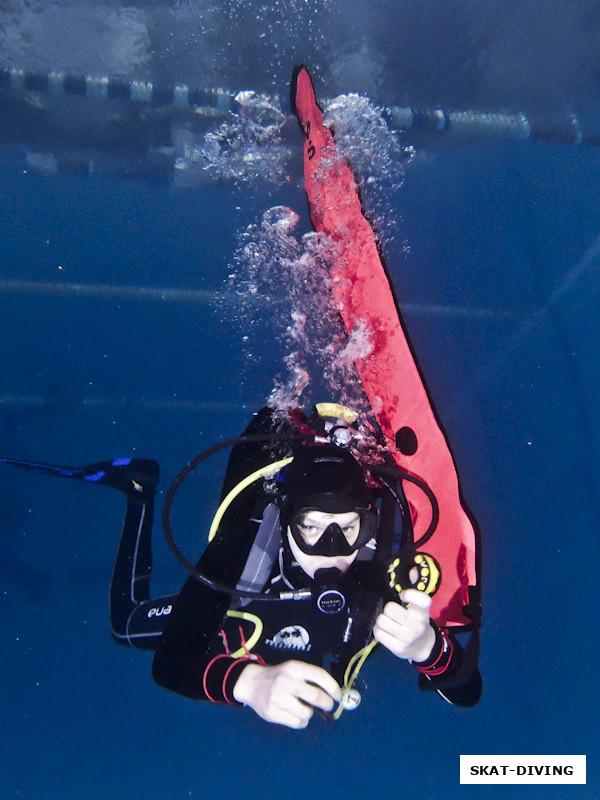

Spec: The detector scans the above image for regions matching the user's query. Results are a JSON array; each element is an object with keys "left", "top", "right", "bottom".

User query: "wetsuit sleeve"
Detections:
[
  {"left": 152, "top": 408, "right": 288, "bottom": 702},
  {"left": 413, "top": 626, "right": 482, "bottom": 707},
  {"left": 151, "top": 569, "right": 250, "bottom": 703}
]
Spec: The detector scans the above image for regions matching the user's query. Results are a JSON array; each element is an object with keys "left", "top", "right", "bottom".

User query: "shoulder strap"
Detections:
[{"left": 236, "top": 503, "right": 282, "bottom": 601}]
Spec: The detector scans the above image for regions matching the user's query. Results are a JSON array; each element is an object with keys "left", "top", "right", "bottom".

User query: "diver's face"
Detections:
[{"left": 287, "top": 510, "right": 361, "bottom": 578}]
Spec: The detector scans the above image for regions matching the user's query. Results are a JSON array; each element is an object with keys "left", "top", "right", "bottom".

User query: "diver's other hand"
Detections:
[
  {"left": 373, "top": 589, "right": 436, "bottom": 662},
  {"left": 232, "top": 660, "right": 342, "bottom": 729}
]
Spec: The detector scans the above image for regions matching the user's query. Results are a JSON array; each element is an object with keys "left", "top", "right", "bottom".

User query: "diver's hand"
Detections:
[
  {"left": 373, "top": 589, "right": 436, "bottom": 662},
  {"left": 232, "top": 660, "right": 342, "bottom": 729}
]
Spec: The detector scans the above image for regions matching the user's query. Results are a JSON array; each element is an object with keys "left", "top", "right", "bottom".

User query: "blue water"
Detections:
[{"left": 1, "top": 2, "right": 599, "bottom": 799}]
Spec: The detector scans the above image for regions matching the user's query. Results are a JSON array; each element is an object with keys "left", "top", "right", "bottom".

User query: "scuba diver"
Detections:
[{"left": 1, "top": 401, "right": 481, "bottom": 727}]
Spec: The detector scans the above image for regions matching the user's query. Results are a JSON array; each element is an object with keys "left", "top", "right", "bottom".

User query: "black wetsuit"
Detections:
[{"left": 104, "top": 407, "right": 481, "bottom": 707}]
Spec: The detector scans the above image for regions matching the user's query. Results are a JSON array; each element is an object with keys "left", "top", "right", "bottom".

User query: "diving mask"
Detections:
[{"left": 290, "top": 508, "right": 376, "bottom": 557}]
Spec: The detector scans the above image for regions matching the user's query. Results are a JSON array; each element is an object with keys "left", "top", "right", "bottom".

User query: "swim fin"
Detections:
[{"left": 0, "top": 456, "right": 158, "bottom": 496}]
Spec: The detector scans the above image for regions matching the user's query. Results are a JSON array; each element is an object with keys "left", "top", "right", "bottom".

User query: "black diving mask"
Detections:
[{"left": 290, "top": 509, "right": 376, "bottom": 557}]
